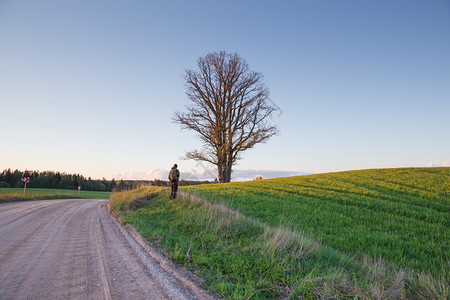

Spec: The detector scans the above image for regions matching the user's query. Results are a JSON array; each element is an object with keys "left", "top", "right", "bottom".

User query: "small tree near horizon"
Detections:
[{"left": 173, "top": 51, "right": 279, "bottom": 183}]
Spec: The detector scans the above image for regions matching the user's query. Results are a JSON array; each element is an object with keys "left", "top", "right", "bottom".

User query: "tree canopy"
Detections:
[{"left": 174, "top": 51, "right": 279, "bottom": 182}]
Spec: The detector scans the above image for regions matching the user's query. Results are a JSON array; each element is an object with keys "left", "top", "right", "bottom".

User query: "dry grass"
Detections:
[
  {"left": 407, "top": 271, "right": 449, "bottom": 300},
  {"left": 263, "top": 225, "right": 317, "bottom": 261},
  {"left": 109, "top": 186, "right": 165, "bottom": 216},
  {"left": 181, "top": 191, "right": 318, "bottom": 259}
]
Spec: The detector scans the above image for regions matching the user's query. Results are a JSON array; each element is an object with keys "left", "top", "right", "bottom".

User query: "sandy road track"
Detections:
[{"left": 0, "top": 199, "right": 212, "bottom": 300}]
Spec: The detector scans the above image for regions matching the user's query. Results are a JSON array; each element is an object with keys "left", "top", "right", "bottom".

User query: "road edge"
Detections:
[{"left": 106, "top": 202, "right": 214, "bottom": 300}]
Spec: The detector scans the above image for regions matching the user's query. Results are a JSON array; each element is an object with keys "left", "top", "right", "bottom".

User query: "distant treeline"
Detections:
[
  {"left": 0, "top": 169, "right": 215, "bottom": 192},
  {"left": 0, "top": 169, "right": 115, "bottom": 191},
  {"left": 135, "top": 179, "right": 215, "bottom": 187},
  {"left": 114, "top": 179, "right": 215, "bottom": 191}
]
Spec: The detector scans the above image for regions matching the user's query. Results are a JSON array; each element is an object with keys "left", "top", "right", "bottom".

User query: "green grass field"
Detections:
[
  {"left": 110, "top": 167, "right": 449, "bottom": 299},
  {"left": 183, "top": 167, "right": 449, "bottom": 277},
  {"left": 0, "top": 188, "right": 109, "bottom": 202}
]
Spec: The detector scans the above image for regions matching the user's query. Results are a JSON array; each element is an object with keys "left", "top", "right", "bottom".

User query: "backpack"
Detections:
[{"left": 169, "top": 168, "right": 179, "bottom": 182}]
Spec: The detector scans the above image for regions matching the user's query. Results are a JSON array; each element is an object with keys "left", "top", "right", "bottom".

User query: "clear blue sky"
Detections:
[{"left": 1, "top": 0, "right": 449, "bottom": 181}]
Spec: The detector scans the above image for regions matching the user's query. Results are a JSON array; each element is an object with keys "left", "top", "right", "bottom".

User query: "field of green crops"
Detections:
[
  {"left": 183, "top": 167, "right": 449, "bottom": 278},
  {"left": 0, "top": 188, "right": 109, "bottom": 202}
]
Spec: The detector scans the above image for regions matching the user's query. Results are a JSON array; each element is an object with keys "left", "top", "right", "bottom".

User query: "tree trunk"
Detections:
[
  {"left": 224, "top": 151, "right": 233, "bottom": 183},
  {"left": 217, "top": 154, "right": 233, "bottom": 183},
  {"left": 224, "top": 165, "right": 232, "bottom": 183},
  {"left": 217, "top": 160, "right": 225, "bottom": 183}
]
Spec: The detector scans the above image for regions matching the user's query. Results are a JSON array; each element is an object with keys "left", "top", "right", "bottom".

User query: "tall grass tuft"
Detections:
[{"left": 108, "top": 186, "right": 165, "bottom": 216}]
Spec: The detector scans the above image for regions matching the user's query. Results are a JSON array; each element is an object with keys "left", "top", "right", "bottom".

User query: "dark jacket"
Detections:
[{"left": 169, "top": 167, "right": 180, "bottom": 183}]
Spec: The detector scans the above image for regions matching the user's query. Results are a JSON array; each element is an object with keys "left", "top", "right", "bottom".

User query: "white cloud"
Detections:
[
  {"left": 113, "top": 169, "right": 168, "bottom": 180},
  {"left": 113, "top": 168, "right": 309, "bottom": 182},
  {"left": 425, "top": 160, "right": 450, "bottom": 167},
  {"left": 113, "top": 168, "right": 214, "bottom": 181},
  {"left": 182, "top": 168, "right": 217, "bottom": 181}
]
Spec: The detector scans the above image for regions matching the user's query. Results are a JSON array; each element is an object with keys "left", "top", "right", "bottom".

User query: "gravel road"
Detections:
[{"left": 0, "top": 199, "right": 213, "bottom": 300}]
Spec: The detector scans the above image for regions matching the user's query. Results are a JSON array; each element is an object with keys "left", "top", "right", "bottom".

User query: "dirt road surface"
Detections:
[{"left": 0, "top": 199, "right": 213, "bottom": 300}]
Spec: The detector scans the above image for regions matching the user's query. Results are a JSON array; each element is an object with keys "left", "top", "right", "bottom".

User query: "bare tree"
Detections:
[{"left": 173, "top": 51, "right": 279, "bottom": 183}]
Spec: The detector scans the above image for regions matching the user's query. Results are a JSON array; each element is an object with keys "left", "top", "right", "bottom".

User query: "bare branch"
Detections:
[{"left": 173, "top": 51, "right": 279, "bottom": 182}]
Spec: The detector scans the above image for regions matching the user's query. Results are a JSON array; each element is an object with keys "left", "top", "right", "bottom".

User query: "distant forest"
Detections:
[
  {"left": 0, "top": 169, "right": 115, "bottom": 191},
  {"left": 0, "top": 169, "right": 213, "bottom": 192}
]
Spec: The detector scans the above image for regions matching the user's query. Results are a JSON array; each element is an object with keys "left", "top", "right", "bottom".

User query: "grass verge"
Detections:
[
  {"left": 108, "top": 186, "right": 164, "bottom": 217},
  {"left": 109, "top": 186, "right": 448, "bottom": 299}
]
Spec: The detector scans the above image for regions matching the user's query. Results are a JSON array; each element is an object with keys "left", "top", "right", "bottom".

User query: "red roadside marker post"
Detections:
[{"left": 23, "top": 177, "right": 30, "bottom": 197}]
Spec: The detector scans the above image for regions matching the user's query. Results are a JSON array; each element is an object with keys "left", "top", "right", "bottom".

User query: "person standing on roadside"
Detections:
[{"left": 168, "top": 164, "right": 180, "bottom": 199}]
